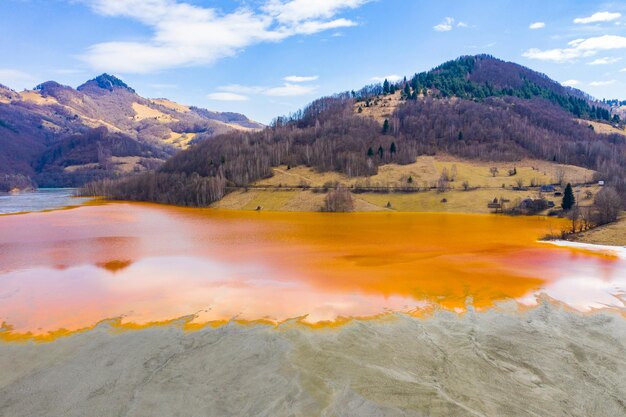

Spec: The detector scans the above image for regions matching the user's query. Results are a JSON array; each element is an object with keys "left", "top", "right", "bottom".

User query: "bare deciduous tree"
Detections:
[
  {"left": 555, "top": 167, "right": 565, "bottom": 186},
  {"left": 593, "top": 187, "right": 622, "bottom": 225},
  {"left": 323, "top": 188, "right": 354, "bottom": 212}
]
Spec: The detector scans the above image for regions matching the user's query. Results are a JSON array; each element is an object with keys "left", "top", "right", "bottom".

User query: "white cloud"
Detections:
[
  {"left": 434, "top": 17, "right": 454, "bottom": 32},
  {"left": 264, "top": 83, "right": 316, "bottom": 96},
  {"left": 211, "top": 81, "right": 317, "bottom": 99},
  {"left": 589, "top": 80, "right": 616, "bottom": 86},
  {"left": 207, "top": 92, "right": 250, "bottom": 101},
  {"left": 576, "top": 35, "right": 626, "bottom": 50},
  {"left": 295, "top": 18, "right": 357, "bottom": 34},
  {"left": 370, "top": 74, "right": 402, "bottom": 82},
  {"left": 523, "top": 35, "right": 626, "bottom": 63},
  {"left": 0, "top": 69, "right": 36, "bottom": 89},
  {"left": 529, "top": 22, "right": 545, "bottom": 30},
  {"left": 620, "top": 68, "right": 626, "bottom": 72},
  {"left": 457, "top": 21, "right": 468, "bottom": 28},
  {"left": 79, "top": 0, "right": 371, "bottom": 73},
  {"left": 283, "top": 75, "right": 319, "bottom": 82},
  {"left": 562, "top": 79, "right": 581, "bottom": 87},
  {"left": 588, "top": 57, "right": 622, "bottom": 65},
  {"left": 262, "top": 0, "right": 370, "bottom": 24},
  {"left": 574, "top": 12, "right": 621, "bottom": 24},
  {"left": 568, "top": 38, "right": 585, "bottom": 47},
  {"left": 522, "top": 48, "right": 593, "bottom": 62},
  {"left": 218, "top": 84, "right": 266, "bottom": 94}
]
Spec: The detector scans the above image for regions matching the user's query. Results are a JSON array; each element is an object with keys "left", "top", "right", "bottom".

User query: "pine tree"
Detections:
[
  {"left": 367, "top": 147, "right": 374, "bottom": 157},
  {"left": 390, "top": 142, "right": 397, "bottom": 156},
  {"left": 382, "top": 119, "right": 390, "bottom": 134},
  {"left": 383, "top": 79, "right": 390, "bottom": 94},
  {"left": 562, "top": 183, "right": 575, "bottom": 210},
  {"left": 458, "top": 131, "right": 463, "bottom": 141},
  {"left": 403, "top": 83, "right": 411, "bottom": 98},
  {"left": 377, "top": 146, "right": 384, "bottom": 159}
]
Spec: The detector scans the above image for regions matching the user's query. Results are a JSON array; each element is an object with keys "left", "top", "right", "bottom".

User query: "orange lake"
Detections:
[{"left": 0, "top": 202, "right": 624, "bottom": 337}]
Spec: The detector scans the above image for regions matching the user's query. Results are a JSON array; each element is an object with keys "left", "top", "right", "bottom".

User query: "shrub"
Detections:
[
  {"left": 592, "top": 187, "right": 622, "bottom": 225},
  {"left": 323, "top": 188, "right": 354, "bottom": 212}
]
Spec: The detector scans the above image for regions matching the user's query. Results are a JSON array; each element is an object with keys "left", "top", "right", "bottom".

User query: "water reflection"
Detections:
[{"left": 0, "top": 203, "right": 624, "bottom": 334}]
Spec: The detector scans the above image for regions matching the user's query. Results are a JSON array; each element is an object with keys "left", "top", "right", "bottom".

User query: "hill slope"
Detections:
[
  {"left": 92, "top": 55, "right": 625, "bottom": 209},
  {"left": 0, "top": 74, "right": 262, "bottom": 189}
]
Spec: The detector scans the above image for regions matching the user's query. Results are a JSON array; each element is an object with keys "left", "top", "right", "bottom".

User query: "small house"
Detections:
[{"left": 519, "top": 198, "right": 535, "bottom": 210}]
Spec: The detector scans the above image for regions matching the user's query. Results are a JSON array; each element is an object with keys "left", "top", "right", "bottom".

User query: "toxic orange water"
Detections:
[{"left": 0, "top": 202, "right": 624, "bottom": 336}]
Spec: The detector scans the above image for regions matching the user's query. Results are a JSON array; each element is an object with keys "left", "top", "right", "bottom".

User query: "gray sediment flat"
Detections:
[{"left": 1, "top": 304, "right": 625, "bottom": 417}]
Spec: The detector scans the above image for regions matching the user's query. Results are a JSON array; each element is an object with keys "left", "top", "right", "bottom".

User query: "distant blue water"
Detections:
[{"left": 0, "top": 188, "right": 91, "bottom": 214}]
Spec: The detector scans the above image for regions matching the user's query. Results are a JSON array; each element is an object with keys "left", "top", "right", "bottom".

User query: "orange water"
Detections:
[{"left": 0, "top": 202, "right": 624, "bottom": 336}]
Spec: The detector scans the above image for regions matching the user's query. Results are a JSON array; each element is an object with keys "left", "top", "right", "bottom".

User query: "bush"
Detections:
[
  {"left": 592, "top": 187, "right": 622, "bottom": 225},
  {"left": 323, "top": 188, "right": 354, "bottom": 212}
]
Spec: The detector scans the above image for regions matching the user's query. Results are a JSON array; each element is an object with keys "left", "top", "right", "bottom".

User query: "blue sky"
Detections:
[{"left": 1, "top": 0, "right": 625, "bottom": 123}]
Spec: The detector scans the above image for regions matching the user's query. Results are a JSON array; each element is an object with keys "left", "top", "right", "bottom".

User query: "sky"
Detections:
[{"left": 0, "top": 0, "right": 625, "bottom": 123}]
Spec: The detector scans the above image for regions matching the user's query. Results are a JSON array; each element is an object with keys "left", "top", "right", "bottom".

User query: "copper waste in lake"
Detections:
[{"left": 0, "top": 203, "right": 624, "bottom": 336}]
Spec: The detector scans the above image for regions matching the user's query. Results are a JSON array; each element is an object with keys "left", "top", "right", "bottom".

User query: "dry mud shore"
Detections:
[{"left": 1, "top": 304, "right": 625, "bottom": 417}]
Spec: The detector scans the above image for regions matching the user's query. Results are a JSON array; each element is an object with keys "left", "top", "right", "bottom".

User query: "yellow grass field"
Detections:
[
  {"left": 256, "top": 156, "right": 595, "bottom": 190},
  {"left": 214, "top": 186, "right": 599, "bottom": 213},
  {"left": 353, "top": 91, "right": 404, "bottom": 123},
  {"left": 577, "top": 119, "right": 626, "bottom": 137},
  {"left": 131, "top": 102, "right": 177, "bottom": 123},
  {"left": 215, "top": 156, "right": 599, "bottom": 213},
  {"left": 19, "top": 90, "right": 59, "bottom": 105},
  {"left": 569, "top": 216, "right": 626, "bottom": 246},
  {"left": 164, "top": 132, "right": 197, "bottom": 149},
  {"left": 151, "top": 98, "right": 191, "bottom": 113}
]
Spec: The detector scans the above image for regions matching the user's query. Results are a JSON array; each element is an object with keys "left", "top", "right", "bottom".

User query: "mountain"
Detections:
[
  {"left": 89, "top": 55, "right": 626, "bottom": 207},
  {"left": 0, "top": 74, "right": 262, "bottom": 189},
  {"left": 353, "top": 54, "right": 612, "bottom": 122}
]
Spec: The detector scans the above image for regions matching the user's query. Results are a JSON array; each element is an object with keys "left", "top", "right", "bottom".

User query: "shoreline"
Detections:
[
  {"left": 2, "top": 295, "right": 624, "bottom": 344},
  {"left": 545, "top": 239, "right": 626, "bottom": 257},
  {"left": 1, "top": 304, "right": 624, "bottom": 417}
]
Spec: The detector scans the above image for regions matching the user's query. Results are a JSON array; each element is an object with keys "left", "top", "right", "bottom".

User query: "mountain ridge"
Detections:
[
  {"left": 349, "top": 54, "right": 614, "bottom": 123},
  {"left": 0, "top": 74, "right": 263, "bottom": 189}
]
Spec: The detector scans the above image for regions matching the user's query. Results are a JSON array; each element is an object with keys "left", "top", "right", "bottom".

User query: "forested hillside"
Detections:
[
  {"left": 0, "top": 74, "right": 262, "bottom": 190},
  {"left": 81, "top": 55, "right": 626, "bottom": 206}
]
